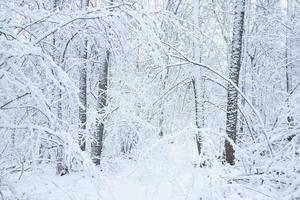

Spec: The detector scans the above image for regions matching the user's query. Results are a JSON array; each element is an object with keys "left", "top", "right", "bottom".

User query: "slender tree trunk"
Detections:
[
  {"left": 52, "top": 0, "right": 67, "bottom": 175},
  {"left": 92, "top": 50, "right": 109, "bottom": 165},
  {"left": 78, "top": 0, "right": 89, "bottom": 151},
  {"left": 55, "top": 0, "right": 62, "bottom": 124},
  {"left": 79, "top": 41, "right": 88, "bottom": 151},
  {"left": 158, "top": 1, "right": 180, "bottom": 137},
  {"left": 286, "top": 0, "right": 295, "bottom": 127},
  {"left": 192, "top": 0, "right": 205, "bottom": 156},
  {"left": 158, "top": 68, "right": 169, "bottom": 137},
  {"left": 192, "top": 78, "right": 202, "bottom": 155},
  {"left": 224, "top": 0, "right": 245, "bottom": 165},
  {"left": 54, "top": 28, "right": 65, "bottom": 175}
]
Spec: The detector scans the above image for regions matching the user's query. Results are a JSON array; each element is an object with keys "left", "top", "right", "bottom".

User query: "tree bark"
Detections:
[
  {"left": 78, "top": 0, "right": 89, "bottom": 151},
  {"left": 286, "top": 0, "right": 295, "bottom": 127},
  {"left": 192, "top": 78, "right": 203, "bottom": 156},
  {"left": 52, "top": 0, "right": 67, "bottom": 175},
  {"left": 224, "top": 0, "right": 245, "bottom": 165},
  {"left": 192, "top": 0, "right": 205, "bottom": 156},
  {"left": 92, "top": 50, "right": 109, "bottom": 165},
  {"left": 158, "top": 68, "right": 169, "bottom": 137}
]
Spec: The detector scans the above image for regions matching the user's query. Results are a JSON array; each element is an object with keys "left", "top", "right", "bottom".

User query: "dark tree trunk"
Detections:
[
  {"left": 92, "top": 50, "right": 110, "bottom": 165},
  {"left": 79, "top": 39, "right": 88, "bottom": 151},
  {"left": 224, "top": 0, "right": 245, "bottom": 165}
]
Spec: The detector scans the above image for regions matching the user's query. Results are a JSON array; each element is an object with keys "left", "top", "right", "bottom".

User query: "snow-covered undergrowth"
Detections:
[{"left": 2, "top": 127, "right": 298, "bottom": 200}]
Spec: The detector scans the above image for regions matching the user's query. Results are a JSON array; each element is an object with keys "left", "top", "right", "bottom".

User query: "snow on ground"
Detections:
[{"left": 11, "top": 139, "right": 281, "bottom": 200}]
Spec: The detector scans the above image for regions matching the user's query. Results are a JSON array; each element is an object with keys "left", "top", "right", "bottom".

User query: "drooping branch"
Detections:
[{"left": 0, "top": 92, "right": 31, "bottom": 110}]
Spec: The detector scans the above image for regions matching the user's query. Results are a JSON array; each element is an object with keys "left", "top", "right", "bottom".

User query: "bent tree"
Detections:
[{"left": 225, "top": 0, "right": 245, "bottom": 165}]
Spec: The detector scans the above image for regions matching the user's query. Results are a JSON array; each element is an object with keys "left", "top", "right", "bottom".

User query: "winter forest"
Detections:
[{"left": 0, "top": 0, "right": 300, "bottom": 199}]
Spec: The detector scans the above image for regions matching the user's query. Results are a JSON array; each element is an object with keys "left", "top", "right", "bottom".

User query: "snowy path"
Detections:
[
  {"left": 13, "top": 143, "right": 202, "bottom": 200},
  {"left": 12, "top": 142, "right": 277, "bottom": 200},
  {"left": 14, "top": 167, "right": 193, "bottom": 200}
]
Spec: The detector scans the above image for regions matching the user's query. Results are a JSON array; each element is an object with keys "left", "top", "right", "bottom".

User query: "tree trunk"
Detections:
[
  {"left": 192, "top": 0, "right": 205, "bottom": 156},
  {"left": 158, "top": 68, "right": 169, "bottom": 137},
  {"left": 224, "top": 0, "right": 245, "bottom": 165},
  {"left": 78, "top": 0, "right": 89, "bottom": 151},
  {"left": 286, "top": 0, "right": 295, "bottom": 127},
  {"left": 52, "top": 0, "right": 68, "bottom": 175},
  {"left": 92, "top": 50, "right": 110, "bottom": 165},
  {"left": 192, "top": 78, "right": 203, "bottom": 156}
]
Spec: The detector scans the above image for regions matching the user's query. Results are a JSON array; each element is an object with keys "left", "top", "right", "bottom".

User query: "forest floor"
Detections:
[{"left": 11, "top": 140, "right": 278, "bottom": 200}]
